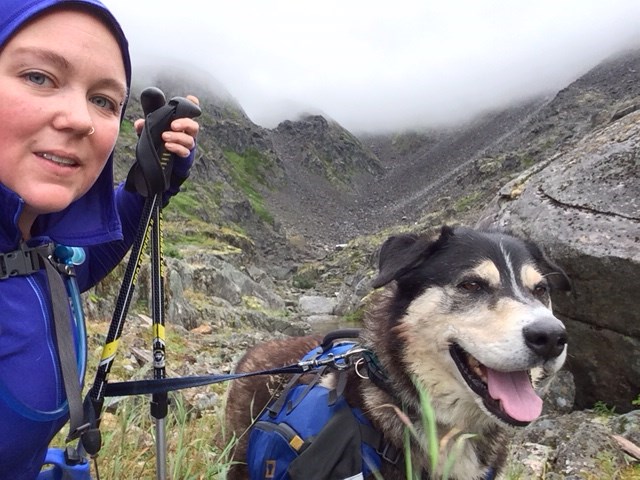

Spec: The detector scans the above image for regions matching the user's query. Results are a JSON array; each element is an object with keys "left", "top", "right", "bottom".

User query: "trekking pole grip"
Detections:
[{"left": 126, "top": 87, "right": 201, "bottom": 197}]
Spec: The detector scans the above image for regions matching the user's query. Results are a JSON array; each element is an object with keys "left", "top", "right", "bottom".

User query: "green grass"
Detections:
[
  {"left": 454, "top": 191, "right": 483, "bottom": 212},
  {"left": 593, "top": 400, "right": 617, "bottom": 417},
  {"left": 390, "top": 378, "right": 475, "bottom": 479},
  {"left": 342, "top": 306, "right": 365, "bottom": 325},
  {"left": 119, "top": 118, "right": 137, "bottom": 138},
  {"left": 292, "top": 266, "right": 320, "bottom": 289},
  {"left": 49, "top": 394, "right": 234, "bottom": 480},
  {"left": 224, "top": 149, "right": 275, "bottom": 224}
]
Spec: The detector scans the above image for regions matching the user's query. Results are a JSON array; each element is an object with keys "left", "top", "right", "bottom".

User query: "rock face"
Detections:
[
  {"left": 273, "top": 115, "right": 383, "bottom": 185},
  {"left": 507, "top": 409, "right": 640, "bottom": 478},
  {"left": 478, "top": 110, "right": 640, "bottom": 412}
]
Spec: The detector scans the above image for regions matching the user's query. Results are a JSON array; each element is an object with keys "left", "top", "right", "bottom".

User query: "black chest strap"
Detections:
[{"left": 0, "top": 243, "right": 43, "bottom": 279}]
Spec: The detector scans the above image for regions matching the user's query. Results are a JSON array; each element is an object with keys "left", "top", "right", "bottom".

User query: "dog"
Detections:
[{"left": 224, "top": 225, "right": 570, "bottom": 479}]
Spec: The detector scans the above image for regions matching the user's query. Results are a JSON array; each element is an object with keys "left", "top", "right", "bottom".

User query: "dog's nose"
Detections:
[{"left": 523, "top": 318, "right": 568, "bottom": 360}]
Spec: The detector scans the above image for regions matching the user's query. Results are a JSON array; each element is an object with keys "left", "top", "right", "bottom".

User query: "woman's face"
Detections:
[{"left": 0, "top": 8, "right": 127, "bottom": 222}]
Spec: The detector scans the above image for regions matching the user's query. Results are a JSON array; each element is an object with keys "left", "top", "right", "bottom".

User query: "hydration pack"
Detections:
[{"left": 246, "top": 341, "right": 391, "bottom": 480}]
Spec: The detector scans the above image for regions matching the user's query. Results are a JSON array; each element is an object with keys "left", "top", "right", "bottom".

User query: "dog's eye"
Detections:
[
  {"left": 459, "top": 281, "right": 483, "bottom": 292},
  {"left": 532, "top": 284, "right": 548, "bottom": 297}
]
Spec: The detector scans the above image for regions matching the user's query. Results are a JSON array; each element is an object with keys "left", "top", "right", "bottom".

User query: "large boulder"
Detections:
[{"left": 478, "top": 111, "right": 640, "bottom": 412}]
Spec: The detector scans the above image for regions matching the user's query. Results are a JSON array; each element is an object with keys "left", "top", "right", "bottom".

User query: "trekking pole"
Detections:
[
  {"left": 80, "top": 88, "right": 200, "bottom": 478},
  {"left": 149, "top": 199, "right": 168, "bottom": 480},
  {"left": 138, "top": 87, "right": 171, "bottom": 480}
]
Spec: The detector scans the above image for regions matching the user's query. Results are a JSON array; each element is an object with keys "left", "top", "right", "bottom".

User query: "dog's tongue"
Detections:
[{"left": 486, "top": 368, "right": 542, "bottom": 422}]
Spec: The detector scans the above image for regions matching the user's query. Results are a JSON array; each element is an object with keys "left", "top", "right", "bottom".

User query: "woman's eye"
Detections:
[
  {"left": 24, "top": 71, "right": 50, "bottom": 86},
  {"left": 90, "top": 95, "right": 117, "bottom": 112}
]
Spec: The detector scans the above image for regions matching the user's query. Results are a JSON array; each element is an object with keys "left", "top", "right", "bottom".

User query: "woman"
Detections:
[{"left": 0, "top": 1, "right": 200, "bottom": 478}]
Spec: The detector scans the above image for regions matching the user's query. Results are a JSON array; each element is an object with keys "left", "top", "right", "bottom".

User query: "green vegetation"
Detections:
[
  {"left": 342, "top": 306, "right": 365, "bottom": 325},
  {"left": 454, "top": 191, "right": 483, "bottom": 213},
  {"left": 312, "top": 149, "right": 354, "bottom": 188},
  {"left": 162, "top": 182, "right": 224, "bottom": 225},
  {"left": 160, "top": 182, "right": 253, "bottom": 256},
  {"left": 593, "top": 400, "right": 617, "bottom": 417},
  {"left": 119, "top": 118, "right": 136, "bottom": 138},
  {"left": 519, "top": 153, "right": 536, "bottom": 169},
  {"left": 163, "top": 244, "right": 183, "bottom": 259},
  {"left": 292, "top": 264, "right": 321, "bottom": 289},
  {"left": 586, "top": 453, "right": 640, "bottom": 480},
  {"left": 224, "top": 148, "right": 275, "bottom": 224},
  {"left": 397, "top": 379, "right": 475, "bottom": 479},
  {"left": 48, "top": 394, "right": 234, "bottom": 479}
]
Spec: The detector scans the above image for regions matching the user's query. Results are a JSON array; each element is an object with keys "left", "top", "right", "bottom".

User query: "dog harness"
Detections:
[{"left": 246, "top": 341, "right": 395, "bottom": 480}]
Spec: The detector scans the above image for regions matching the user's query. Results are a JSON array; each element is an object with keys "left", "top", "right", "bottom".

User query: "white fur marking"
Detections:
[{"left": 500, "top": 242, "right": 527, "bottom": 302}]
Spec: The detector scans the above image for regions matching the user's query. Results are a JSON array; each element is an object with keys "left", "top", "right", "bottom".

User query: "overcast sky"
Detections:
[{"left": 103, "top": 0, "right": 640, "bottom": 133}]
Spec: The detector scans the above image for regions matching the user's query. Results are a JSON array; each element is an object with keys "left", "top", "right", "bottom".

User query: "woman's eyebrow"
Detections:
[
  {"left": 13, "top": 46, "right": 70, "bottom": 69},
  {"left": 93, "top": 78, "right": 129, "bottom": 102}
]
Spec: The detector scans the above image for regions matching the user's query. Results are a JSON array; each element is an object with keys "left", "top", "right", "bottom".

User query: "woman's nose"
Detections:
[{"left": 51, "top": 90, "right": 93, "bottom": 135}]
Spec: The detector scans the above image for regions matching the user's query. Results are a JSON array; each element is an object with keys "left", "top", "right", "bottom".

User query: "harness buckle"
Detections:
[{"left": 378, "top": 441, "right": 401, "bottom": 465}]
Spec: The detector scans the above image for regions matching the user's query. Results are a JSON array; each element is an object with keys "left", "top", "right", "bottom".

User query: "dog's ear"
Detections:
[
  {"left": 372, "top": 234, "right": 421, "bottom": 288},
  {"left": 372, "top": 226, "right": 455, "bottom": 288},
  {"left": 525, "top": 241, "right": 572, "bottom": 291}
]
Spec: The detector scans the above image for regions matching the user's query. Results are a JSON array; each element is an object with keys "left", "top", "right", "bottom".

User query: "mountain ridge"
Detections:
[{"left": 112, "top": 47, "right": 640, "bottom": 258}]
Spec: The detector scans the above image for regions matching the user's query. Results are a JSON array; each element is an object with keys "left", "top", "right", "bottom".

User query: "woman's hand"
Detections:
[{"left": 133, "top": 94, "right": 200, "bottom": 158}]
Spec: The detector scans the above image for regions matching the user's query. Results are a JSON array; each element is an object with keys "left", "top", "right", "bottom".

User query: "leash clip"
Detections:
[{"left": 320, "top": 346, "right": 369, "bottom": 371}]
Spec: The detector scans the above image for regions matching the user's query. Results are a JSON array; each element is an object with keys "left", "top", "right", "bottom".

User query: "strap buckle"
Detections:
[
  {"left": 378, "top": 441, "right": 401, "bottom": 465},
  {"left": 0, "top": 245, "right": 43, "bottom": 279},
  {"left": 66, "top": 422, "right": 92, "bottom": 442}
]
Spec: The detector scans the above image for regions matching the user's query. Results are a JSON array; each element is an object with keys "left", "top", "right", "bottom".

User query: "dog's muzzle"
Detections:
[
  {"left": 450, "top": 315, "right": 567, "bottom": 426},
  {"left": 450, "top": 341, "right": 555, "bottom": 427}
]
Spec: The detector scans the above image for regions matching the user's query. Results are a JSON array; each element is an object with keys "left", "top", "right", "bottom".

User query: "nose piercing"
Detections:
[{"left": 87, "top": 126, "right": 95, "bottom": 136}]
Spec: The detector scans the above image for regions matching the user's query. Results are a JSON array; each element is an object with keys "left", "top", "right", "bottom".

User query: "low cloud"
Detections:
[{"left": 106, "top": 0, "right": 640, "bottom": 132}]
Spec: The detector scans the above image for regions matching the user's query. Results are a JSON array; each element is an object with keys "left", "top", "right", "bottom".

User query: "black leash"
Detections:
[
  {"left": 103, "top": 364, "right": 308, "bottom": 397},
  {"left": 104, "top": 332, "right": 371, "bottom": 398}
]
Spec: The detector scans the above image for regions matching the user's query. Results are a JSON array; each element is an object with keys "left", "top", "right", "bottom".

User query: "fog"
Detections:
[{"left": 104, "top": 0, "right": 640, "bottom": 133}]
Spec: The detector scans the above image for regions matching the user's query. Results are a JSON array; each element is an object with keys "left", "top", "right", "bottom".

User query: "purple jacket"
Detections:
[{"left": 0, "top": 1, "right": 136, "bottom": 478}]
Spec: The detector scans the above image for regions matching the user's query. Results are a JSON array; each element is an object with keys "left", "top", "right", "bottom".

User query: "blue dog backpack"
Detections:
[{"left": 246, "top": 342, "right": 384, "bottom": 480}]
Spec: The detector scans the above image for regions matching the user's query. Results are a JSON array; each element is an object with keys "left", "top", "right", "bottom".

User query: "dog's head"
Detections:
[{"left": 371, "top": 226, "right": 570, "bottom": 427}]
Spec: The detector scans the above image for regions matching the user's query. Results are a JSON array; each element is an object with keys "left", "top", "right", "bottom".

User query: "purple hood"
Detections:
[{"left": 0, "top": 0, "right": 132, "bottom": 247}]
